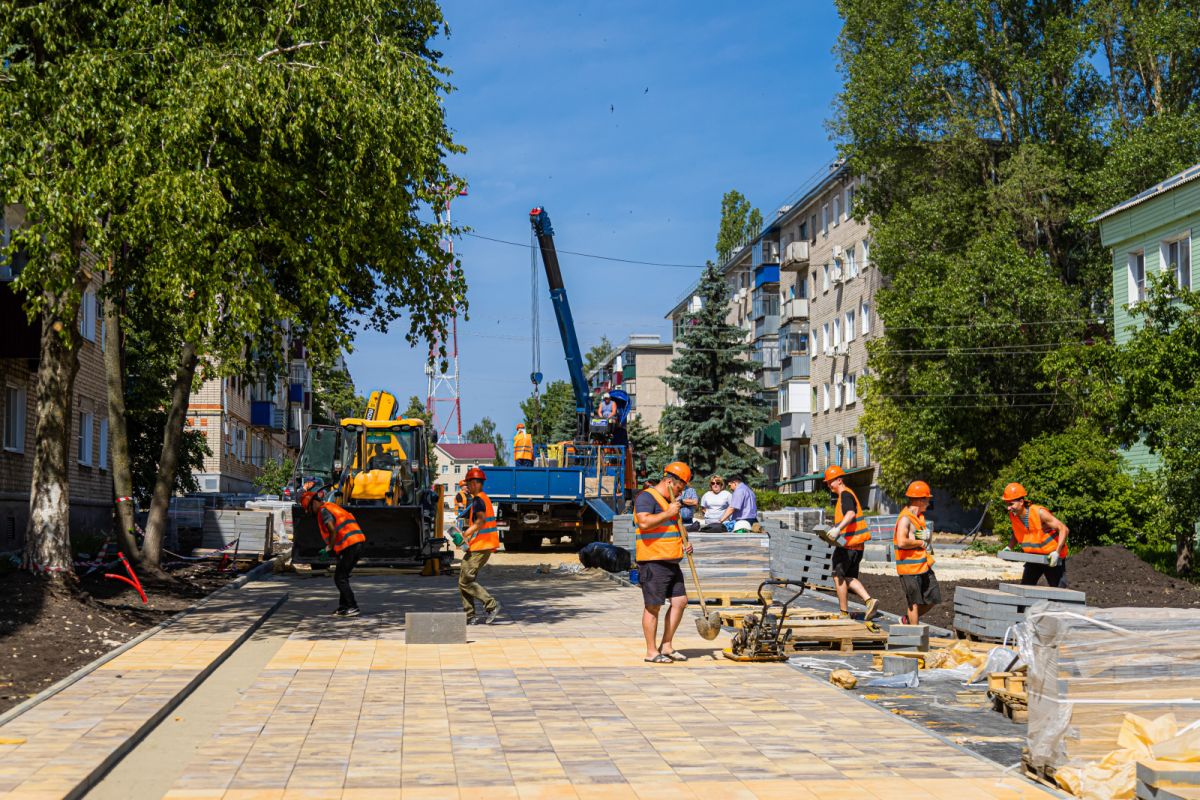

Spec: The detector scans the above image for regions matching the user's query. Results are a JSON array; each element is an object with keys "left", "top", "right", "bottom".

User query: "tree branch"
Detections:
[{"left": 257, "top": 40, "right": 328, "bottom": 63}]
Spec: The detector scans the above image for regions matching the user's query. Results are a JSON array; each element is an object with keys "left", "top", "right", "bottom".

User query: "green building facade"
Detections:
[{"left": 1093, "top": 163, "right": 1200, "bottom": 471}]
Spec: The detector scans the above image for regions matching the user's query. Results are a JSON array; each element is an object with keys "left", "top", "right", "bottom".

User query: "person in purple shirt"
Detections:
[{"left": 721, "top": 475, "right": 758, "bottom": 532}]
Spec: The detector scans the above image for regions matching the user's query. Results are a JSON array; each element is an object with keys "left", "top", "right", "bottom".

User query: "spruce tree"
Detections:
[{"left": 660, "top": 264, "right": 768, "bottom": 482}]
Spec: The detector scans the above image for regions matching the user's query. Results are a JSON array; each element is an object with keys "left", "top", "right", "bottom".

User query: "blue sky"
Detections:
[{"left": 347, "top": 1, "right": 846, "bottom": 443}]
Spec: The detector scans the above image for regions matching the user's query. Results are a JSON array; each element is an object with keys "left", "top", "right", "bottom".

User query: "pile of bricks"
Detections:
[
  {"left": 770, "top": 530, "right": 835, "bottom": 588},
  {"left": 954, "top": 584, "right": 1086, "bottom": 640},
  {"left": 886, "top": 623, "right": 930, "bottom": 651}
]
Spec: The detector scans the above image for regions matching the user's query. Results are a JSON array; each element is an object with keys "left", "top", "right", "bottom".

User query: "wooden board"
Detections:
[
  {"left": 789, "top": 620, "right": 888, "bottom": 653},
  {"left": 718, "top": 608, "right": 842, "bottom": 629},
  {"left": 688, "top": 590, "right": 771, "bottom": 606}
]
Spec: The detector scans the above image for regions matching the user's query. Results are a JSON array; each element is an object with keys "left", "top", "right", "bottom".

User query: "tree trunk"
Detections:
[
  {"left": 1177, "top": 527, "right": 1195, "bottom": 578},
  {"left": 140, "top": 341, "right": 198, "bottom": 571},
  {"left": 23, "top": 274, "right": 88, "bottom": 580},
  {"left": 103, "top": 286, "right": 141, "bottom": 564}
]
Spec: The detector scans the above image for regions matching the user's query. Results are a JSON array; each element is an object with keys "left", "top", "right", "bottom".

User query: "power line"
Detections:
[{"left": 463, "top": 232, "right": 709, "bottom": 269}]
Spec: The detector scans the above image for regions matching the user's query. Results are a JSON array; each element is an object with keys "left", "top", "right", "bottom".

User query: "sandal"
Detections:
[
  {"left": 643, "top": 653, "right": 673, "bottom": 664},
  {"left": 659, "top": 648, "right": 688, "bottom": 662}
]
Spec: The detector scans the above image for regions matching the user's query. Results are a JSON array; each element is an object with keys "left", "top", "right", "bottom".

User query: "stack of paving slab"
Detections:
[
  {"left": 1025, "top": 605, "right": 1200, "bottom": 779},
  {"left": 199, "top": 508, "right": 274, "bottom": 558},
  {"left": 886, "top": 623, "right": 930, "bottom": 651},
  {"left": 954, "top": 584, "right": 1085, "bottom": 640},
  {"left": 612, "top": 515, "right": 775, "bottom": 596},
  {"left": 760, "top": 508, "right": 826, "bottom": 531},
  {"left": 769, "top": 528, "right": 836, "bottom": 588}
]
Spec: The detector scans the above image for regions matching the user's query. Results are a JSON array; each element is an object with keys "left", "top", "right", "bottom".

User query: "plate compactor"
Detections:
[{"left": 724, "top": 579, "right": 809, "bottom": 662}]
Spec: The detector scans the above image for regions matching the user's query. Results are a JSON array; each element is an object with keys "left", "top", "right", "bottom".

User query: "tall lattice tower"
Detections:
[{"left": 425, "top": 189, "right": 465, "bottom": 443}]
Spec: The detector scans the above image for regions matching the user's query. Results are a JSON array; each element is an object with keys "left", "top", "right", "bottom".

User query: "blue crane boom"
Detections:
[{"left": 529, "top": 207, "right": 592, "bottom": 440}]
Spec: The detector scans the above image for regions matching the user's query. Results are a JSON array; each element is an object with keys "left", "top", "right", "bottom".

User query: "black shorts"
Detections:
[
  {"left": 832, "top": 547, "right": 864, "bottom": 580},
  {"left": 900, "top": 570, "right": 942, "bottom": 607},
  {"left": 638, "top": 560, "right": 686, "bottom": 607},
  {"left": 1022, "top": 559, "right": 1068, "bottom": 588}
]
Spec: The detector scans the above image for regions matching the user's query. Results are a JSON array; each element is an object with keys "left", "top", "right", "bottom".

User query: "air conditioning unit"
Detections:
[
  {"left": 832, "top": 244, "right": 843, "bottom": 258},
  {"left": 837, "top": 343, "right": 848, "bottom": 355},
  {"left": 831, "top": 267, "right": 844, "bottom": 284},
  {"left": 835, "top": 434, "right": 844, "bottom": 446}
]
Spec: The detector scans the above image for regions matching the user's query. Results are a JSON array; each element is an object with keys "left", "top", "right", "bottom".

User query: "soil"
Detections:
[
  {"left": 0, "top": 561, "right": 242, "bottom": 714},
  {"left": 852, "top": 545, "right": 1200, "bottom": 629}
]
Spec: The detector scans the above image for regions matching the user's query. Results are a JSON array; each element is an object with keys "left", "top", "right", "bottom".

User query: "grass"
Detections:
[
  {"left": 966, "top": 538, "right": 1006, "bottom": 555},
  {"left": 1130, "top": 540, "right": 1193, "bottom": 581}
]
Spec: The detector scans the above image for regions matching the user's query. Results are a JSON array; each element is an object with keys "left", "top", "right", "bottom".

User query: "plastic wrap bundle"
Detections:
[{"left": 1021, "top": 602, "right": 1200, "bottom": 773}]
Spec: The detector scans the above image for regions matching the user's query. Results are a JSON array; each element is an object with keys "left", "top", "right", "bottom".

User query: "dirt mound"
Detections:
[{"left": 856, "top": 544, "right": 1200, "bottom": 630}]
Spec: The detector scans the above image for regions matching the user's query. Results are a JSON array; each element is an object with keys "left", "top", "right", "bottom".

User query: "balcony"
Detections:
[
  {"left": 781, "top": 241, "right": 810, "bottom": 271},
  {"left": 753, "top": 314, "right": 780, "bottom": 340},
  {"left": 754, "top": 421, "right": 781, "bottom": 449},
  {"left": 781, "top": 355, "right": 810, "bottom": 380},
  {"left": 779, "top": 411, "right": 811, "bottom": 442},
  {"left": 780, "top": 298, "right": 808, "bottom": 322},
  {"left": 753, "top": 265, "right": 780, "bottom": 289},
  {"left": 251, "top": 401, "right": 286, "bottom": 431},
  {"left": 752, "top": 239, "right": 780, "bottom": 269},
  {"left": 286, "top": 430, "right": 301, "bottom": 449}
]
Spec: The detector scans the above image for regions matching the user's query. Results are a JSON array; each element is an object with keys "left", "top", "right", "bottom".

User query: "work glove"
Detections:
[
  {"left": 317, "top": 547, "right": 330, "bottom": 559},
  {"left": 1047, "top": 551, "right": 1060, "bottom": 568},
  {"left": 914, "top": 529, "right": 930, "bottom": 542}
]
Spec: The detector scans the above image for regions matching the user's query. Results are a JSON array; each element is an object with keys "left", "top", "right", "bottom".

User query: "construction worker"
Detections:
[
  {"left": 823, "top": 465, "right": 879, "bottom": 620},
  {"left": 634, "top": 461, "right": 695, "bottom": 664},
  {"left": 513, "top": 423, "right": 534, "bottom": 467},
  {"left": 1002, "top": 483, "right": 1070, "bottom": 588},
  {"left": 300, "top": 487, "right": 366, "bottom": 617},
  {"left": 454, "top": 467, "right": 501, "bottom": 624},
  {"left": 599, "top": 392, "right": 618, "bottom": 420},
  {"left": 893, "top": 481, "right": 941, "bottom": 625},
  {"left": 453, "top": 479, "right": 471, "bottom": 521}
]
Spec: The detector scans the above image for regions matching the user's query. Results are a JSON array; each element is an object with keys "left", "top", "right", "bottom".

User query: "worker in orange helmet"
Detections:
[
  {"left": 634, "top": 461, "right": 695, "bottom": 663},
  {"left": 513, "top": 423, "right": 534, "bottom": 467},
  {"left": 822, "top": 465, "right": 879, "bottom": 621},
  {"left": 893, "top": 481, "right": 941, "bottom": 625},
  {"left": 454, "top": 467, "right": 502, "bottom": 624},
  {"left": 300, "top": 486, "right": 366, "bottom": 617},
  {"left": 1001, "top": 483, "right": 1070, "bottom": 588},
  {"left": 453, "top": 479, "right": 471, "bottom": 522}
]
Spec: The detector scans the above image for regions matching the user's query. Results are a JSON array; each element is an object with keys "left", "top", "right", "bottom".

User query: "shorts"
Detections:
[
  {"left": 900, "top": 570, "right": 942, "bottom": 607},
  {"left": 832, "top": 547, "right": 863, "bottom": 580},
  {"left": 638, "top": 560, "right": 686, "bottom": 607},
  {"left": 1022, "top": 559, "right": 1067, "bottom": 588}
]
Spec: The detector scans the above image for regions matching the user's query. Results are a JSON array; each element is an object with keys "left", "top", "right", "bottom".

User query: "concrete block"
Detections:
[
  {"left": 997, "top": 583, "right": 1086, "bottom": 604},
  {"left": 864, "top": 543, "right": 892, "bottom": 563},
  {"left": 882, "top": 655, "right": 920, "bottom": 676},
  {"left": 406, "top": 612, "right": 466, "bottom": 644},
  {"left": 998, "top": 549, "right": 1051, "bottom": 564}
]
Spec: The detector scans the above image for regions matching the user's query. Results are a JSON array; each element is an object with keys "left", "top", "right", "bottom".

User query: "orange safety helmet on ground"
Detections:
[
  {"left": 663, "top": 461, "right": 693, "bottom": 484},
  {"left": 465, "top": 467, "right": 487, "bottom": 482},
  {"left": 823, "top": 465, "right": 846, "bottom": 483},
  {"left": 1002, "top": 482, "right": 1027, "bottom": 502},
  {"left": 905, "top": 480, "right": 932, "bottom": 499}
]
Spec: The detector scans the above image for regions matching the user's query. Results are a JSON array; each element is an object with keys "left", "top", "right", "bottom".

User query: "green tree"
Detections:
[
  {"left": 583, "top": 336, "right": 615, "bottom": 374},
  {"left": 716, "top": 190, "right": 763, "bottom": 264},
  {"left": 520, "top": 380, "right": 576, "bottom": 445},
  {"left": 2, "top": 1, "right": 464, "bottom": 577},
  {"left": 465, "top": 417, "right": 507, "bottom": 466},
  {"left": 660, "top": 264, "right": 767, "bottom": 481},
  {"left": 254, "top": 457, "right": 295, "bottom": 497},
  {"left": 312, "top": 361, "right": 362, "bottom": 426},
  {"left": 402, "top": 396, "right": 439, "bottom": 476},
  {"left": 625, "top": 413, "right": 669, "bottom": 483},
  {"left": 1113, "top": 274, "right": 1200, "bottom": 575}
]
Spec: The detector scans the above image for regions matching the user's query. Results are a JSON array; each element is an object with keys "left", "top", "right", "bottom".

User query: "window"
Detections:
[
  {"left": 100, "top": 312, "right": 106, "bottom": 352},
  {"left": 454, "top": 464, "right": 461, "bottom": 474},
  {"left": 821, "top": 205, "right": 829, "bottom": 235},
  {"left": 1128, "top": 251, "right": 1146, "bottom": 302},
  {"left": 845, "top": 311, "right": 856, "bottom": 342},
  {"left": 798, "top": 221, "right": 808, "bottom": 241},
  {"left": 98, "top": 417, "right": 108, "bottom": 470},
  {"left": 847, "top": 436, "right": 858, "bottom": 468},
  {"left": 823, "top": 383, "right": 830, "bottom": 411},
  {"left": 845, "top": 373, "right": 857, "bottom": 405},
  {"left": 861, "top": 301, "right": 871, "bottom": 334},
  {"left": 810, "top": 273, "right": 817, "bottom": 297},
  {"left": 862, "top": 239, "right": 871, "bottom": 268},
  {"left": 822, "top": 264, "right": 830, "bottom": 292},
  {"left": 823, "top": 442, "right": 831, "bottom": 468},
  {"left": 810, "top": 444, "right": 819, "bottom": 472},
  {"left": 778, "top": 387, "right": 788, "bottom": 414},
  {"left": 236, "top": 426, "right": 246, "bottom": 462},
  {"left": 821, "top": 323, "right": 830, "bottom": 355},
  {"left": 832, "top": 196, "right": 841, "bottom": 226},
  {"left": 846, "top": 247, "right": 858, "bottom": 278},
  {"left": 442, "top": 464, "right": 448, "bottom": 474},
  {"left": 832, "top": 319, "right": 841, "bottom": 349},
  {"left": 79, "top": 289, "right": 97, "bottom": 342},
  {"left": 809, "top": 214, "right": 818, "bottom": 244},
  {"left": 845, "top": 185, "right": 855, "bottom": 219},
  {"left": 811, "top": 387, "right": 818, "bottom": 413},
  {"left": 4, "top": 385, "right": 27, "bottom": 453},
  {"left": 809, "top": 329, "right": 817, "bottom": 355},
  {"left": 836, "top": 444, "right": 844, "bottom": 465},
  {"left": 1164, "top": 236, "right": 1191, "bottom": 291},
  {"left": 78, "top": 411, "right": 94, "bottom": 466}
]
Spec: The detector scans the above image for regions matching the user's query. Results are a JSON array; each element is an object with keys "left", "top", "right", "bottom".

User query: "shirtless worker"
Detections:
[
  {"left": 822, "top": 466, "right": 879, "bottom": 620},
  {"left": 1002, "top": 483, "right": 1070, "bottom": 588}
]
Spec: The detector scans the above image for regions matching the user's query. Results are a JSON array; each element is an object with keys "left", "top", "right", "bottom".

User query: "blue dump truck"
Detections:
[{"left": 486, "top": 207, "right": 633, "bottom": 551}]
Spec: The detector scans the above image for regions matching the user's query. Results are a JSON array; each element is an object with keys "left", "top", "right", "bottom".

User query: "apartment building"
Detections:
[
  {"left": 433, "top": 442, "right": 497, "bottom": 502},
  {"left": 2, "top": 205, "right": 113, "bottom": 548},
  {"left": 586, "top": 334, "right": 674, "bottom": 430},
  {"left": 185, "top": 336, "right": 313, "bottom": 494}
]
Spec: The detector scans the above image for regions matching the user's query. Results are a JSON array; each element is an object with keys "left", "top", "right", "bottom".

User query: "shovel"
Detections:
[{"left": 678, "top": 522, "right": 722, "bottom": 640}]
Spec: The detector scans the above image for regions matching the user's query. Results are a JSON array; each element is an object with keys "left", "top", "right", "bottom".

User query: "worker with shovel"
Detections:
[
  {"left": 893, "top": 481, "right": 941, "bottom": 625},
  {"left": 1002, "top": 483, "right": 1070, "bottom": 588},
  {"left": 820, "top": 466, "right": 879, "bottom": 621},
  {"left": 634, "top": 461, "right": 722, "bottom": 663}
]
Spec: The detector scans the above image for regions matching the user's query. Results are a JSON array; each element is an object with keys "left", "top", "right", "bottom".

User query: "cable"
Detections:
[
  {"left": 877, "top": 317, "right": 1109, "bottom": 332},
  {"left": 463, "top": 232, "right": 710, "bottom": 269}
]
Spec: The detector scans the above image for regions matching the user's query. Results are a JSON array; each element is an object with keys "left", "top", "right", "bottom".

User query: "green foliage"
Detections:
[
  {"left": 967, "top": 538, "right": 1006, "bottom": 555},
  {"left": 311, "top": 362, "right": 362, "bottom": 426},
  {"left": 715, "top": 190, "right": 763, "bottom": 264},
  {"left": 254, "top": 457, "right": 295, "bottom": 496},
  {"left": 465, "top": 417, "right": 506, "bottom": 466},
  {"left": 755, "top": 490, "right": 832, "bottom": 512},
  {"left": 660, "top": 264, "right": 768, "bottom": 481},
  {"left": 520, "top": 380, "right": 576, "bottom": 445},
  {"left": 988, "top": 423, "right": 1145, "bottom": 547},
  {"left": 583, "top": 336, "right": 615, "bottom": 375},
  {"left": 626, "top": 414, "right": 670, "bottom": 482},
  {"left": 402, "top": 396, "right": 438, "bottom": 476}
]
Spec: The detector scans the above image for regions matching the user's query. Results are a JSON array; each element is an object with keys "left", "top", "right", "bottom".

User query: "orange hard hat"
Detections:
[
  {"left": 516, "top": 423, "right": 525, "bottom": 429},
  {"left": 663, "top": 461, "right": 693, "bottom": 484},
  {"left": 465, "top": 467, "right": 487, "bottom": 482},
  {"left": 299, "top": 491, "right": 317, "bottom": 513},
  {"left": 905, "top": 480, "right": 932, "bottom": 499},
  {"left": 823, "top": 465, "right": 846, "bottom": 483},
  {"left": 1002, "top": 482, "right": 1027, "bottom": 502}
]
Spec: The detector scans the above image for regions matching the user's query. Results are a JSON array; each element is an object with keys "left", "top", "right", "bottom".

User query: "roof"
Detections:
[
  {"left": 437, "top": 443, "right": 496, "bottom": 461},
  {"left": 1089, "top": 162, "right": 1200, "bottom": 223}
]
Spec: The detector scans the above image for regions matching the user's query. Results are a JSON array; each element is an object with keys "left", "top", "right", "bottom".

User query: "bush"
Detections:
[
  {"left": 756, "top": 490, "right": 833, "bottom": 512},
  {"left": 989, "top": 423, "right": 1149, "bottom": 547}
]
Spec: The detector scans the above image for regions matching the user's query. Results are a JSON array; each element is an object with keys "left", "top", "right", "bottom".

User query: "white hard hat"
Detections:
[
  {"left": 733, "top": 520, "right": 752, "bottom": 532},
  {"left": 602, "top": 392, "right": 610, "bottom": 399}
]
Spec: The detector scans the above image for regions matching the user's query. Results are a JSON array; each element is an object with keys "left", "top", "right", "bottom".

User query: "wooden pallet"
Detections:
[
  {"left": 688, "top": 590, "right": 771, "bottom": 606},
  {"left": 987, "top": 669, "right": 1027, "bottom": 695},
  {"left": 789, "top": 619, "right": 888, "bottom": 653},
  {"left": 990, "top": 689, "right": 1028, "bottom": 723},
  {"left": 719, "top": 608, "right": 843, "bottom": 629},
  {"left": 1022, "top": 753, "right": 1059, "bottom": 791}
]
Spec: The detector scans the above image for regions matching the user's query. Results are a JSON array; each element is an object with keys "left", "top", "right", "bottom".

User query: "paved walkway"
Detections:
[{"left": 1, "top": 565, "right": 1054, "bottom": 799}]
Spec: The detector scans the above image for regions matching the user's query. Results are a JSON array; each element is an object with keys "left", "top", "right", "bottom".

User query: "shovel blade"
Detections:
[{"left": 695, "top": 612, "right": 722, "bottom": 640}]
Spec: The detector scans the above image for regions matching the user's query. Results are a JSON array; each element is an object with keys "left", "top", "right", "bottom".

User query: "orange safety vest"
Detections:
[
  {"left": 454, "top": 487, "right": 470, "bottom": 519},
  {"left": 1010, "top": 504, "right": 1068, "bottom": 558},
  {"left": 317, "top": 502, "right": 366, "bottom": 554},
  {"left": 465, "top": 491, "right": 500, "bottom": 552},
  {"left": 835, "top": 488, "right": 871, "bottom": 550},
  {"left": 635, "top": 488, "right": 683, "bottom": 563},
  {"left": 893, "top": 508, "right": 934, "bottom": 576},
  {"left": 513, "top": 431, "right": 534, "bottom": 461}
]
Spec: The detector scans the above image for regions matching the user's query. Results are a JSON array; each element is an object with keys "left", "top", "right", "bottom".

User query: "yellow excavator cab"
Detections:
[{"left": 340, "top": 419, "right": 425, "bottom": 505}]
